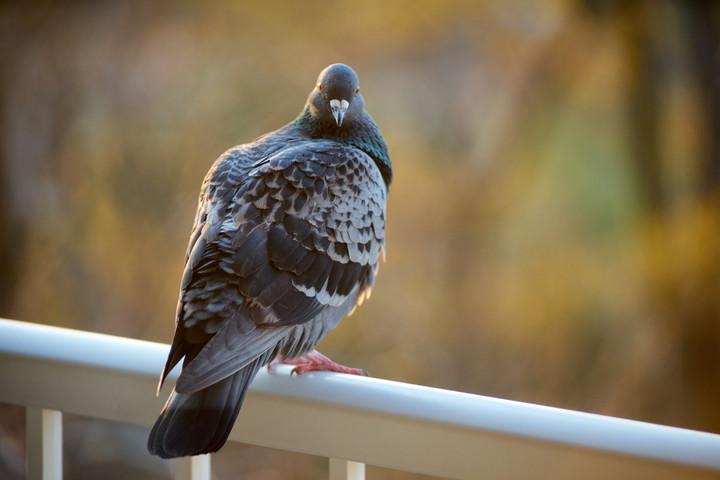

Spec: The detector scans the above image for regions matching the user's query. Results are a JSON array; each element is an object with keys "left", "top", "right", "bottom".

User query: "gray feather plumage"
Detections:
[
  {"left": 161, "top": 132, "right": 387, "bottom": 393},
  {"left": 149, "top": 63, "right": 390, "bottom": 458}
]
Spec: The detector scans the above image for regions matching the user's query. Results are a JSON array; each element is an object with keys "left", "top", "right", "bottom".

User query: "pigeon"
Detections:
[{"left": 147, "top": 63, "right": 392, "bottom": 459}]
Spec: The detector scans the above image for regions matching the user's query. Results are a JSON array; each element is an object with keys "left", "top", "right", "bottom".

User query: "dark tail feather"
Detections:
[{"left": 147, "top": 351, "right": 271, "bottom": 458}]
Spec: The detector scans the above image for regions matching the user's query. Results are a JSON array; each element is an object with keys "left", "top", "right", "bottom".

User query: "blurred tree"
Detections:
[
  {"left": 681, "top": 0, "right": 720, "bottom": 196},
  {"left": 621, "top": 0, "right": 667, "bottom": 213},
  {"left": 0, "top": 73, "right": 24, "bottom": 314}
]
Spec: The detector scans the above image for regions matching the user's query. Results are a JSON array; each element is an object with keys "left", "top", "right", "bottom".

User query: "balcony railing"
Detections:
[{"left": 1, "top": 318, "right": 720, "bottom": 480}]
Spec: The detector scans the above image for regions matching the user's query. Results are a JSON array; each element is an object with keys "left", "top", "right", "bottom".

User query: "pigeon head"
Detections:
[
  {"left": 307, "top": 63, "right": 364, "bottom": 128},
  {"left": 295, "top": 63, "right": 393, "bottom": 186}
]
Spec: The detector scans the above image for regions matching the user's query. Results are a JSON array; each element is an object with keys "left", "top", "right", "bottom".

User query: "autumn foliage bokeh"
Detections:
[{"left": 1, "top": 2, "right": 719, "bottom": 479}]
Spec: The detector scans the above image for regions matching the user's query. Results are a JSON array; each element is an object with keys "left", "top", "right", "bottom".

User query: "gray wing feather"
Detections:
[
  {"left": 159, "top": 141, "right": 387, "bottom": 393},
  {"left": 175, "top": 317, "right": 289, "bottom": 394}
]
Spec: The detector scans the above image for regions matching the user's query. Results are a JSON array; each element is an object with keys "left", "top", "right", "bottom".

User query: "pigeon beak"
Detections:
[{"left": 329, "top": 99, "right": 349, "bottom": 127}]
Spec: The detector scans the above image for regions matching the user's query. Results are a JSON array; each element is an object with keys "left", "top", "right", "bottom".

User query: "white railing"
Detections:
[{"left": 1, "top": 318, "right": 720, "bottom": 480}]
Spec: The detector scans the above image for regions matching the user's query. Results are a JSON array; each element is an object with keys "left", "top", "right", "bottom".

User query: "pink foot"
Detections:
[{"left": 272, "top": 350, "right": 368, "bottom": 376}]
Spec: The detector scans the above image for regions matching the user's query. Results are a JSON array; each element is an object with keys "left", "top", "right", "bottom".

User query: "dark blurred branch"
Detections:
[
  {"left": 0, "top": 49, "right": 25, "bottom": 316},
  {"left": 581, "top": 0, "right": 669, "bottom": 213},
  {"left": 621, "top": 2, "right": 667, "bottom": 214},
  {"left": 587, "top": 0, "right": 720, "bottom": 208},
  {"left": 680, "top": 0, "right": 720, "bottom": 196}
]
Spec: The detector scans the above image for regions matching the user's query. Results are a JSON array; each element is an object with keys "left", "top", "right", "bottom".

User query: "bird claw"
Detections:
[
  {"left": 290, "top": 364, "right": 369, "bottom": 377},
  {"left": 266, "top": 357, "right": 285, "bottom": 373},
  {"left": 279, "top": 350, "right": 369, "bottom": 377}
]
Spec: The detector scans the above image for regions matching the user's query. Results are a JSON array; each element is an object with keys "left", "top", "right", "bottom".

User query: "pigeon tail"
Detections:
[{"left": 147, "top": 351, "right": 271, "bottom": 458}]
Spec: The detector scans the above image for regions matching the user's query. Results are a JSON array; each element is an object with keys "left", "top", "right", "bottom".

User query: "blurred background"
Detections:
[{"left": 1, "top": 0, "right": 719, "bottom": 478}]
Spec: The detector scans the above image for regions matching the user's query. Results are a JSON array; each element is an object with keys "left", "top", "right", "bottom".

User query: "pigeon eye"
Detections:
[
  {"left": 355, "top": 88, "right": 360, "bottom": 93},
  {"left": 317, "top": 84, "right": 322, "bottom": 91}
]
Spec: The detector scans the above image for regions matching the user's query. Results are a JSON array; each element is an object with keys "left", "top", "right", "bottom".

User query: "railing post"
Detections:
[
  {"left": 173, "top": 454, "right": 211, "bottom": 480},
  {"left": 329, "top": 458, "right": 365, "bottom": 480},
  {"left": 26, "top": 407, "right": 63, "bottom": 480}
]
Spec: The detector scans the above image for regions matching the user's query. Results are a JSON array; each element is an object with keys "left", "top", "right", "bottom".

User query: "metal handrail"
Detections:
[{"left": 1, "top": 318, "right": 720, "bottom": 480}]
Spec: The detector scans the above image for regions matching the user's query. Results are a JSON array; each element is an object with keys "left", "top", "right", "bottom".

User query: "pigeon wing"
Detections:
[{"left": 161, "top": 141, "right": 387, "bottom": 394}]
